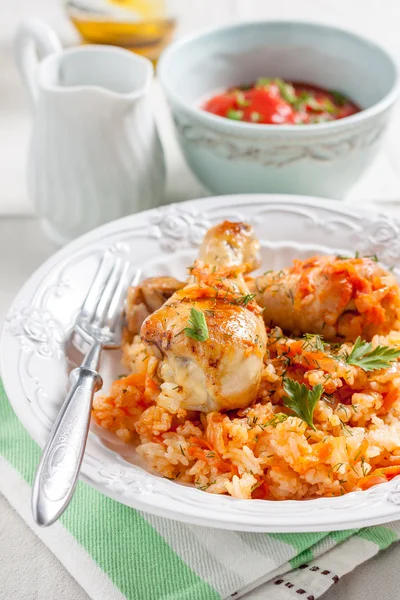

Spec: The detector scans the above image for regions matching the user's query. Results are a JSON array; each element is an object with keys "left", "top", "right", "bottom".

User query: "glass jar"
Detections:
[{"left": 65, "top": 0, "right": 176, "bottom": 62}]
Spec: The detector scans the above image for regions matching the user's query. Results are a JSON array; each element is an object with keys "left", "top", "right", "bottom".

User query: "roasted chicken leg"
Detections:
[
  {"left": 125, "top": 276, "right": 185, "bottom": 339},
  {"left": 140, "top": 222, "right": 267, "bottom": 412},
  {"left": 251, "top": 255, "right": 400, "bottom": 341}
]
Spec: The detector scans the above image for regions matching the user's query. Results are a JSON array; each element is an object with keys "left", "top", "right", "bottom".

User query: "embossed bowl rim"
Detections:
[
  {"left": 158, "top": 20, "right": 400, "bottom": 135},
  {"left": 3, "top": 194, "right": 400, "bottom": 531}
]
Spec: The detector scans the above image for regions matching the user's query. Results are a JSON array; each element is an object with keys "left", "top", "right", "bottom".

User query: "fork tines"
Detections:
[{"left": 76, "top": 251, "right": 132, "bottom": 342}]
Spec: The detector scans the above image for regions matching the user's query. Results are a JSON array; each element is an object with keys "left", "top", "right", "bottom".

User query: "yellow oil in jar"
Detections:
[{"left": 66, "top": 0, "right": 176, "bottom": 62}]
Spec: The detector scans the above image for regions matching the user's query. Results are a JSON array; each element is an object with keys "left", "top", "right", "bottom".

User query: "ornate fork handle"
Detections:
[{"left": 32, "top": 340, "right": 103, "bottom": 526}]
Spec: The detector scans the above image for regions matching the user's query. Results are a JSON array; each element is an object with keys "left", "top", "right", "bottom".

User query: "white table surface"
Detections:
[{"left": 4, "top": 1, "right": 400, "bottom": 598}]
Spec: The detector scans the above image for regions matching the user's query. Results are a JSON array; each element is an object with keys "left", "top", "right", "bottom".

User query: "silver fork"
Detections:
[{"left": 32, "top": 252, "right": 133, "bottom": 527}]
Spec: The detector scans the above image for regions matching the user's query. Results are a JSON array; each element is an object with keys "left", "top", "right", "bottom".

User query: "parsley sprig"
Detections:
[
  {"left": 282, "top": 378, "right": 323, "bottom": 431},
  {"left": 184, "top": 308, "right": 209, "bottom": 342},
  {"left": 343, "top": 337, "right": 400, "bottom": 372}
]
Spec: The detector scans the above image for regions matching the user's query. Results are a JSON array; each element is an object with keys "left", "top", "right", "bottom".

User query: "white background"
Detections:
[{"left": 3, "top": 1, "right": 400, "bottom": 598}]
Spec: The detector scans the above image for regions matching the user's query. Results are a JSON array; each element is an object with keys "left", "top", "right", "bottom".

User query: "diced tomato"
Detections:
[{"left": 203, "top": 79, "right": 360, "bottom": 125}]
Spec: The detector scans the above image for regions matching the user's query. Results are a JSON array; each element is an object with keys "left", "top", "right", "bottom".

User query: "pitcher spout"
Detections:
[{"left": 40, "top": 44, "right": 153, "bottom": 102}]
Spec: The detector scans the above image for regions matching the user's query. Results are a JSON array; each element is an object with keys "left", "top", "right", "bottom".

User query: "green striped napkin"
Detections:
[{"left": 1, "top": 380, "right": 399, "bottom": 600}]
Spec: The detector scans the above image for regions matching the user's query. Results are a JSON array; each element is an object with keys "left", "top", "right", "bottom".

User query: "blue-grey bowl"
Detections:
[{"left": 157, "top": 21, "right": 400, "bottom": 199}]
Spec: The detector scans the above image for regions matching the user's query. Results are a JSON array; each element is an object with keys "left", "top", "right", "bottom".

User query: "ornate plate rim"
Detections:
[{"left": 3, "top": 193, "right": 400, "bottom": 532}]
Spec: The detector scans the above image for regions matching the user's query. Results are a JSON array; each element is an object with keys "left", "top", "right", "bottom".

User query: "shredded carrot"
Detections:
[
  {"left": 359, "top": 465, "right": 400, "bottom": 489},
  {"left": 188, "top": 447, "right": 208, "bottom": 462},
  {"left": 358, "top": 475, "right": 387, "bottom": 490},
  {"left": 112, "top": 372, "right": 146, "bottom": 391},
  {"left": 189, "top": 437, "right": 214, "bottom": 450},
  {"left": 370, "top": 465, "right": 400, "bottom": 479},
  {"left": 144, "top": 375, "right": 161, "bottom": 402},
  {"left": 352, "top": 440, "right": 368, "bottom": 464},
  {"left": 380, "top": 388, "right": 399, "bottom": 414},
  {"left": 251, "top": 480, "right": 268, "bottom": 499}
]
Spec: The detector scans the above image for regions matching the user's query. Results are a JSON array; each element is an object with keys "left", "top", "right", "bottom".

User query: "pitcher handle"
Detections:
[{"left": 15, "top": 17, "right": 62, "bottom": 106}]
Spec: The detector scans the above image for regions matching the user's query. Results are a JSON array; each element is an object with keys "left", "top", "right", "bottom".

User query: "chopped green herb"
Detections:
[
  {"left": 319, "top": 98, "right": 338, "bottom": 115},
  {"left": 236, "top": 91, "right": 250, "bottom": 107},
  {"left": 274, "top": 79, "right": 297, "bottom": 104},
  {"left": 330, "top": 89, "right": 348, "bottom": 106},
  {"left": 330, "top": 462, "right": 345, "bottom": 473},
  {"left": 286, "top": 288, "right": 294, "bottom": 305},
  {"left": 261, "top": 413, "right": 288, "bottom": 429},
  {"left": 226, "top": 109, "right": 244, "bottom": 121},
  {"left": 339, "top": 419, "right": 353, "bottom": 436},
  {"left": 322, "top": 393, "right": 335, "bottom": 405},
  {"left": 364, "top": 254, "right": 379, "bottom": 262},
  {"left": 184, "top": 308, "right": 209, "bottom": 342},
  {"left": 303, "top": 333, "right": 325, "bottom": 352},
  {"left": 236, "top": 83, "right": 252, "bottom": 91},
  {"left": 292, "top": 90, "right": 313, "bottom": 111},
  {"left": 255, "top": 77, "right": 272, "bottom": 89},
  {"left": 361, "top": 456, "right": 367, "bottom": 476},
  {"left": 232, "top": 293, "right": 256, "bottom": 307},
  {"left": 250, "top": 111, "right": 261, "bottom": 122},
  {"left": 282, "top": 378, "right": 323, "bottom": 431},
  {"left": 195, "top": 480, "right": 209, "bottom": 491}
]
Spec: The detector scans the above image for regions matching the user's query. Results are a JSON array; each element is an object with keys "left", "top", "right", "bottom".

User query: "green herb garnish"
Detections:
[
  {"left": 226, "top": 109, "right": 244, "bottom": 121},
  {"left": 330, "top": 90, "right": 348, "bottom": 106},
  {"left": 274, "top": 79, "right": 297, "bottom": 104},
  {"left": 236, "top": 83, "right": 253, "bottom": 91},
  {"left": 255, "top": 77, "right": 272, "bottom": 88},
  {"left": 303, "top": 333, "right": 325, "bottom": 352},
  {"left": 250, "top": 111, "right": 261, "bottom": 122},
  {"left": 255, "top": 77, "right": 297, "bottom": 104},
  {"left": 262, "top": 413, "right": 288, "bottom": 429},
  {"left": 232, "top": 293, "right": 256, "bottom": 307},
  {"left": 364, "top": 254, "right": 379, "bottom": 262},
  {"left": 292, "top": 90, "right": 313, "bottom": 111},
  {"left": 235, "top": 91, "right": 250, "bottom": 107},
  {"left": 184, "top": 308, "right": 209, "bottom": 342},
  {"left": 344, "top": 337, "right": 400, "bottom": 371},
  {"left": 282, "top": 378, "right": 323, "bottom": 430}
]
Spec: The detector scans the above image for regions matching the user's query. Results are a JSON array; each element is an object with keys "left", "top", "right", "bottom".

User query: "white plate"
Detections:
[{"left": 3, "top": 194, "right": 400, "bottom": 532}]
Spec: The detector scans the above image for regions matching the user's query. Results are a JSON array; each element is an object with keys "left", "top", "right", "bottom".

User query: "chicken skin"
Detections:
[
  {"left": 251, "top": 255, "right": 400, "bottom": 341},
  {"left": 198, "top": 220, "right": 261, "bottom": 273},
  {"left": 125, "top": 276, "right": 185, "bottom": 339},
  {"left": 140, "top": 222, "right": 267, "bottom": 413}
]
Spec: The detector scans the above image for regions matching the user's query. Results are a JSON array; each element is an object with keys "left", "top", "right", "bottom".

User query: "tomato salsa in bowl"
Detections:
[
  {"left": 158, "top": 20, "right": 400, "bottom": 198},
  {"left": 203, "top": 78, "right": 361, "bottom": 125}
]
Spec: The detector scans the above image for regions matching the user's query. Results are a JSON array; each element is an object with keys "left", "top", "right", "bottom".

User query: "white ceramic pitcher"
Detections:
[{"left": 15, "top": 18, "right": 166, "bottom": 245}]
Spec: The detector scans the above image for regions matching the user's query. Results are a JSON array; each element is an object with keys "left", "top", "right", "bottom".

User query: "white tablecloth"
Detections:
[{"left": 3, "top": 1, "right": 400, "bottom": 598}]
